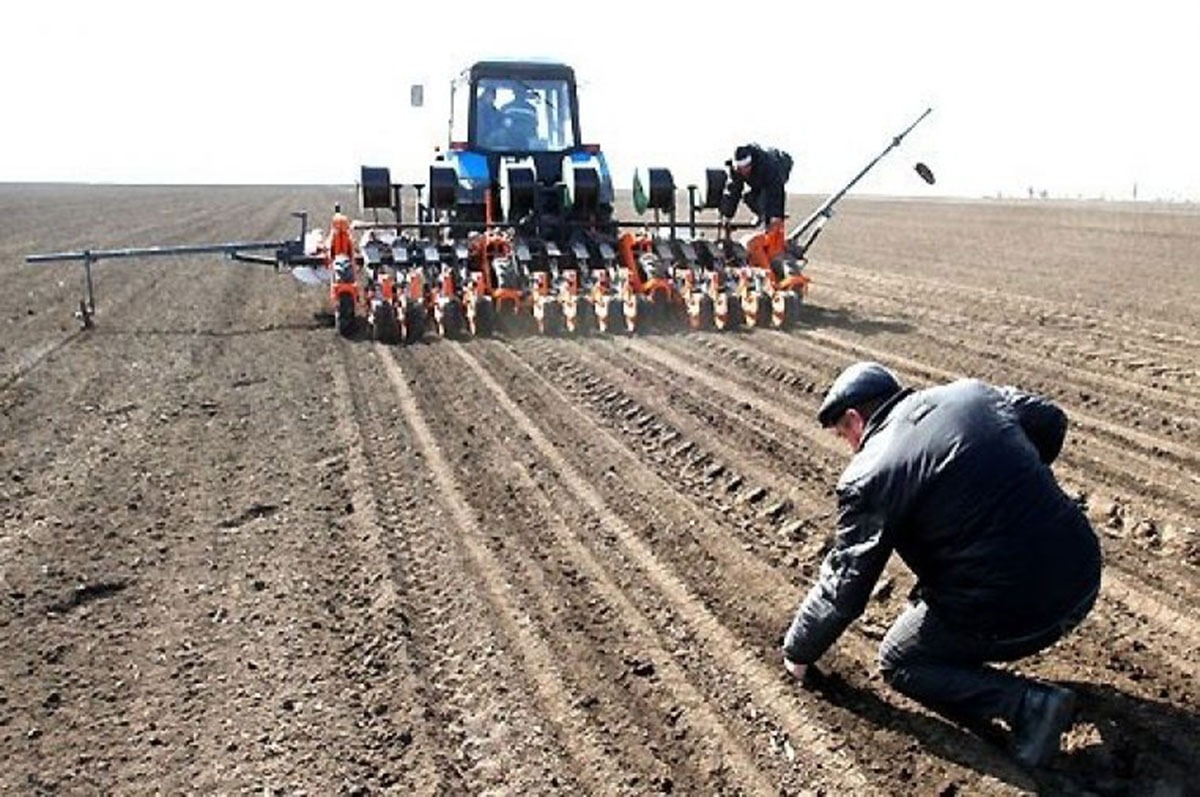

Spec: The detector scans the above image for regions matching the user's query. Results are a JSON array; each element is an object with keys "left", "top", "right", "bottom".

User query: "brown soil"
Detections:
[{"left": 1, "top": 185, "right": 1196, "bottom": 796}]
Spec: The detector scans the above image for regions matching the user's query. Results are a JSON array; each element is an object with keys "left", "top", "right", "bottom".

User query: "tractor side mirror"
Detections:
[{"left": 410, "top": 84, "right": 424, "bottom": 108}]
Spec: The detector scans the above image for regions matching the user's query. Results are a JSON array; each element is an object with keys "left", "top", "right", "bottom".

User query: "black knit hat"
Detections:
[{"left": 817, "top": 362, "right": 902, "bottom": 427}]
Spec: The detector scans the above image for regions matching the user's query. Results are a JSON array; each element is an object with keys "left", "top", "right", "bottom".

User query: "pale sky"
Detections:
[{"left": 4, "top": 1, "right": 1198, "bottom": 201}]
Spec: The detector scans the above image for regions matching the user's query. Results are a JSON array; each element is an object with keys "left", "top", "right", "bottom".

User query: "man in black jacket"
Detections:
[
  {"left": 721, "top": 143, "right": 793, "bottom": 228},
  {"left": 782, "top": 361, "right": 1102, "bottom": 768},
  {"left": 721, "top": 143, "right": 796, "bottom": 272}
]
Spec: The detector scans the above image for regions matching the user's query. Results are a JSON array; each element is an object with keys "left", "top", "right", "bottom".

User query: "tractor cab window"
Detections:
[{"left": 472, "top": 77, "right": 577, "bottom": 153}]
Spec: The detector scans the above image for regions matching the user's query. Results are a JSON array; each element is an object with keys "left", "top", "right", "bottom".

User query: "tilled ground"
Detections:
[{"left": 1, "top": 185, "right": 1196, "bottom": 795}]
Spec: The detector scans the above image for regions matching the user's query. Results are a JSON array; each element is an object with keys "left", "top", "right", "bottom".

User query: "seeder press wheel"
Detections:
[
  {"left": 688, "top": 294, "right": 715, "bottom": 330},
  {"left": 595, "top": 295, "right": 624, "bottom": 334},
  {"left": 438, "top": 299, "right": 465, "bottom": 339},
  {"left": 564, "top": 296, "right": 595, "bottom": 335},
  {"left": 403, "top": 302, "right": 427, "bottom": 344},
  {"left": 714, "top": 293, "right": 744, "bottom": 331},
  {"left": 745, "top": 292, "right": 772, "bottom": 329},
  {"left": 336, "top": 293, "right": 356, "bottom": 338},
  {"left": 469, "top": 297, "right": 497, "bottom": 338},
  {"left": 772, "top": 291, "right": 803, "bottom": 329},
  {"left": 536, "top": 300, "right": 565, "bottom": 335},
  {"left": 370, "top": 301, "right": 401, "bottom": 343}
]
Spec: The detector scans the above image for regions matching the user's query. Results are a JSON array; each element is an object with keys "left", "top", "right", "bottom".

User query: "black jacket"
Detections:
[
  {"left": 783, "top": 379, "right": 1102, "bottom": 664},
  {"left": 721, "top": 144, "right": 793, "bottom": 223}
]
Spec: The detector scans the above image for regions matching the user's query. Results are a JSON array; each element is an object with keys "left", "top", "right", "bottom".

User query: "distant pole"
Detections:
[{"left": 1132, "top": 182, "right": 1138, "bottom": 201}]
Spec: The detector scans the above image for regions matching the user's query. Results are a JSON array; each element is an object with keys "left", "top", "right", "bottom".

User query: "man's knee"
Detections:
[
  {"left": 877, "top": 603, "right": 934, "bottom": 686},
  {"left": 877, "top": 646, "right": 922, "bottom": 702},
  {"left": 878, "top": 642, "right": 904, "bottom": 685}
]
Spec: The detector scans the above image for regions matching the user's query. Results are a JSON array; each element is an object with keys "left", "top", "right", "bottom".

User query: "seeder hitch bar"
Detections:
[{"left": 24, "top": 212, "right": 323, "bottom": 328}]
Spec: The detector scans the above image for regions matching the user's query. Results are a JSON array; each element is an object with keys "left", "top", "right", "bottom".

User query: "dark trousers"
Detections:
[{"left": 877, "top": 587, "right": 1098, "bottom": 728}]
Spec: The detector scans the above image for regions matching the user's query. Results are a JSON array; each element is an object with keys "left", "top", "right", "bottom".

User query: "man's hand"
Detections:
[{"left": 783, "top": 655, "right": 807, "bottom": 682}]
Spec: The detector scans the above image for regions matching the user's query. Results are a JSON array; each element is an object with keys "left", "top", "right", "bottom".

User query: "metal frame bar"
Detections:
[{"left": 24, "top": 213, "right": 313, "bottom": 328}]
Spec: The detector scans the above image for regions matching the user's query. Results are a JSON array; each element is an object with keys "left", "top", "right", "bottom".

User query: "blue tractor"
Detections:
[{"left": 433, "top": 60, "right": 618, "bottom": 240}]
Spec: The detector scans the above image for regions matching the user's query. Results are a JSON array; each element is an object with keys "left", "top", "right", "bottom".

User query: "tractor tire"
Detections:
[
  {"left": 403, "top": 303, "right": 427, "bottom": 344},
  {"left": 336, "top": 293, "right": 356, "bottom": 338},
  {"left": 371, "top": 301, "right": 400, "bottom": 344}
]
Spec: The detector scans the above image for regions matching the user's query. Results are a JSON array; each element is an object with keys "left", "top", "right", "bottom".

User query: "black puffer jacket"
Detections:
[
  {"left": 783, "top": 379, "right": 1102, "bottom": 664},
  {"left": 720, "top": 144, "right": 793, "bottom": 223}
]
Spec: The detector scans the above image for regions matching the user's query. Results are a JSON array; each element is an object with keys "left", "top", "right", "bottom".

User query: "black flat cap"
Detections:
[{"left": 817, "top": 362, "right": 902, "bottom": 427}]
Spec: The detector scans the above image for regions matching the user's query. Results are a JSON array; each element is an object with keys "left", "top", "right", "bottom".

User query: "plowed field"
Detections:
[{"left": 1, "top": 185, "right": 1196, "bottom": 795}]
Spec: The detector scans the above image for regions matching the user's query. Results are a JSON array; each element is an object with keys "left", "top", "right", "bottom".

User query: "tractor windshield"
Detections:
[{"left": 471, "top": 77, "right": 577, "bottom": 153}]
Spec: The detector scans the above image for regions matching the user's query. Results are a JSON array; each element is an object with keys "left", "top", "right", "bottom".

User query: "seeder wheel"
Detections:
[
  {"left": 536, "top": 299, "right": 565, "bottom": 335},
  {"left": 438, "top": 299, "right": 465, "bottom": 339},
  {"left": 564, "top": 296, "right": 594, "bottom": 335},
  {"left": 403, "top": 302, "right": 427, "bottom": 344},
  {"left": 744, "top": 292, "right": 772, "bottom": 329},
  {"left": 335, "top": 293, "right": 357, "bottom": 338},
  {"left": 595, "top": 295, "right": 624, "bottom": 334},
  {"left": 469, "top": 297, "right": 497, "bottom": 338},
  {"left": 688, "top": 294, "right": 715, "bottom": 331},
  {"left": 714, "top": 294, "right": 743, "bottom": 331},
  {"left": 623, "top": 293, "right": 645, "bottom": 334},
  {"left": 371, "top": 300, "right": 401, "bottom": 344},
  {"left": 772, "top": 291, "right": 803, "bottom": 329}
]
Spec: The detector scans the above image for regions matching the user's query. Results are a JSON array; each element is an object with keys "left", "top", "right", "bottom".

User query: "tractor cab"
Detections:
[{"left": 452, "top": 61, "right": 580, "bottom": 155}]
